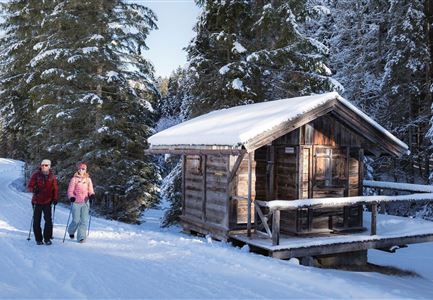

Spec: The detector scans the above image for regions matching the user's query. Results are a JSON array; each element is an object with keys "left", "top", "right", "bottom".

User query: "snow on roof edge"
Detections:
[{"left": 335, "top": 95, "right": 409, "bottom": 154}]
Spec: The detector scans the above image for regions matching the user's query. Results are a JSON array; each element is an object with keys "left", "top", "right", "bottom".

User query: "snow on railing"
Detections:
[
  {"left": 253, "top": 191, "right": 433, "bottom": 246},
  {"left": 255, "top": 193, "right": 433, "bottom": 211},
  {"left": 363, "top": 180, "right": 433, "bottom": 193}
]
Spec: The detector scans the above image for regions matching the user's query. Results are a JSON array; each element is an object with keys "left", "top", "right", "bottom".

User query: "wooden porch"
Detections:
[
  {"left": 230, "top": 212, "right": 433, "bottom": 259},
  {"left": 232, "top": 180, "right": 433, "bottom": 260}
]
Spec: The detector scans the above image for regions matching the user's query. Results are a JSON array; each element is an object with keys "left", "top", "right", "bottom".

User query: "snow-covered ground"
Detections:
[{"left": 2, "top": 158, "right": 433, "bottom": 299}]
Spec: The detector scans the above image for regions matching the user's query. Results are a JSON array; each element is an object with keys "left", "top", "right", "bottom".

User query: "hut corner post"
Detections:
[
  {"left": 247, "top": 152, "right": 252, "bottom": 237},
  {"left": 272, "top": 209, "right": 280, "bottom": 246},
  {"left": 371, "top": 202, "right": 377, "bottom": 235}
]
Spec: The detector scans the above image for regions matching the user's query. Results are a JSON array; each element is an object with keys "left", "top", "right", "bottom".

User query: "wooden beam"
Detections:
[
  {"left": 181, "top": 155, "right": 186, "bottom": 216},
  {"left": 268, "top": 234, "right": 433, "bottom": 259},
  {"left": 371, "top": 202, "right": 377, "bottom": 235},
  {"left": 247, "top": 152, "right": 252, "bottom": 237},
  {"left": 344, "top": 147, "right": 350, "bottom": 197},
  {"left": 363, "top": 180, "right": 433, "bottom": 193},
  {"left": 255, "top": 192, "right": 433, "bottom": 211},
  {"left": 272, "top": 210, "right": 280, "bottom": 246},
  {"left": 228, "top": 153, "right": 246, "bottom": 183},
  {"left": 359, "top": 149, "right": 364, "bottom": 196},
  {"left": 225, "top": 155, "right": 231, "bottom": 230},
  {"left": 254, "top": 205, "right": 272, "bottom": 238},
  {"left": 269, "top": 145, "right": 275, "bottom": 200},
  {"left": 145, "top": 148, "right": 246, "bottom": 156},
  {"left": 202, "top": 155, "right": 207, "bottom": 222}
]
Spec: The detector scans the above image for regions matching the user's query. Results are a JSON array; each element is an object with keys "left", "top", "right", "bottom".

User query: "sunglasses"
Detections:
[
  {"left": 41, "top": 164, "right": 50, "bottom": 167},
  {"left": 79, "top": 168, "right": 87, "bottom": 171}
]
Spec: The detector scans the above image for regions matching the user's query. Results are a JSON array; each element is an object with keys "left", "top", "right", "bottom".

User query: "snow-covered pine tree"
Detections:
[
  {"left": 247, "top": 0, "right": 339, "bottom": 101},
  {"left": 25, "top": 0, "right": 159, "bottom": 223},
  {"left": 186, "top": 0, "right": 256, "bottom": 117},
  {"left": 0, "top": 0, "right": 53, "bottom": 160},
  {"left": 381, "top": 0, "right": 431, "bottom": 182},
  {"left": 314, "top": 0, "right": 387, "bottom": 115},
  {"left": 186, "top": 0, "right": 338, "bottom": 118}
]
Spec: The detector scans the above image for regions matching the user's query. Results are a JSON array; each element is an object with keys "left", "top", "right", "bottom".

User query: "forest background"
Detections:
[{"left": 1, "top": 0, "right": 432, "bottom": 224}]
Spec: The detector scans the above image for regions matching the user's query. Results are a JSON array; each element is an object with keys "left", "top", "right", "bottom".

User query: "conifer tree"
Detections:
[
  {"left": 381, "top": 0, "right": 431, "bottom": 182},
  {"left": 0, "top": 0, "right": 53, "bottom": 159},
  {"left": 186, "top": 0, "right": 338, "bottom": 117},
  {"left": 1, "top": 0, "right": 160, "bottom": 223}
]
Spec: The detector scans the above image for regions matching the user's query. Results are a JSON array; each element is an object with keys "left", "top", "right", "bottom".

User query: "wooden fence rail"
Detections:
[{"left": 254, "top": 189, "right": 433, "bottom": 246}]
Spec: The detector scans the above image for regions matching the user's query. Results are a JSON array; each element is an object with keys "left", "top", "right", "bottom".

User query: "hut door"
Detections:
[{"left": 312, "top": 147, "right": 348, "bottom": 198}]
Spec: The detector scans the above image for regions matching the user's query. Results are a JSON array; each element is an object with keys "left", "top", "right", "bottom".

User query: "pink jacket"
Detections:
[{"left": 67, "top": 173, "right": 94, "bottom": 203}]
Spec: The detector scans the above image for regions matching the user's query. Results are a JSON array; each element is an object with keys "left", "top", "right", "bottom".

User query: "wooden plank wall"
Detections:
[
  {"left": 184, "top": 155, "right": 204, "bottom": 220},
  {"left": 230, "top": 152, "right": 257, "bottom": 225},
  {"left": 205, "top": 155, "right": 229, "bottom": 226},
  {"left": 274, "top": 146, "right": 298, "bottom": 200},
  {"left": 277, "top": 114, "right": 365, "bottom": 234},
  {"left": 184, "top": 154, "right": 229, "bottom": 228},
  {"left": 308, "top": 115, "right": 362, "bottom": 147}
]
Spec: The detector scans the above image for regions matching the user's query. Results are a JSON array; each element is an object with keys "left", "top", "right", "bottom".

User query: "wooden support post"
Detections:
[
  {"left": 272, "top": 209, "right": 280, "bottom": 246},
  {"left": 371, "top": 202, "right": 377, "bottom": 235},
  {"left": 247, "top": 152, "right": 252, "bottom": 237},
  {"left": 181, "top": 155, "right": 186, "bottom": 216},
  {"left": 202, "top": 155, "right": 207, "bottom": 222}
]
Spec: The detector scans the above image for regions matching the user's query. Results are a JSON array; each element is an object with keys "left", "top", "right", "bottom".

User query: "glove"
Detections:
[
  {"left": 33, "top": 185, "right": 39, "bottom": 195},
  {"left": 51, "top": 200, "right": 57, "bottom": 206},
  {"left": 70, "top": 197, "right": 76, "bottom": 203},
  {"left": 89, "top": 194, "right": 96, "bottom": 204}
]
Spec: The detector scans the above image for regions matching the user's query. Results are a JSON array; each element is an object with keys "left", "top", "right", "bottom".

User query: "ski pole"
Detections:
[
  {"left": 51, "top": 203, "right": 56, "bottom": 240},
  {"left": 63, "top": 204, "right": 73, "bottom": 243},
  {"left": 27, "top": 204, "right": 35, "bottom": 241},
  {"left": 52, "top": 203, "right": 56, "bottom": 223},
  {"left": 87, "top": 212, "right": 91, "bottom": 237}
]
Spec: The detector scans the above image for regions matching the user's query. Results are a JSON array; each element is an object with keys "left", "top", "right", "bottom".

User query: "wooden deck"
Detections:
[{"left": 229, "top": 213, "right": 433, "bottom": 259}]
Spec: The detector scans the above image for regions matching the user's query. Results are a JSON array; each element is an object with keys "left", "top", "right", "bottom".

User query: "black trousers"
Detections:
[{"left": 33, "top": 204, "right": 52, "bottom": 242}]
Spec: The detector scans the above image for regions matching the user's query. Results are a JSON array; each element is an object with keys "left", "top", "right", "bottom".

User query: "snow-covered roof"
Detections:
[{"left": 148, "top": 92, "right": 409, "bottom": 155}]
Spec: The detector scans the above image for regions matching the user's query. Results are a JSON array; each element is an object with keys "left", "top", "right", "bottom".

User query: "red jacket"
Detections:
[{"left": 27, "top": 170, "right": 59, "bottom": 205}]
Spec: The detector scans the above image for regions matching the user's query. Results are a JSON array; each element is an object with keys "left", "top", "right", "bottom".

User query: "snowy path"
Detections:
[{"left": 1, "top": 158, "right": 433, "bottom": 299}]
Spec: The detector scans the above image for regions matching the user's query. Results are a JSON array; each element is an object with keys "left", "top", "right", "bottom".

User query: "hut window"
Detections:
[{"left": 314, "top": 148, "right": 347, "bottom": 187}]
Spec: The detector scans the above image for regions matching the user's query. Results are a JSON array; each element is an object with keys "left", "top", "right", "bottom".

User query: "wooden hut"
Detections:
[{"left": 147, "top": 92, "right": 433, "bottom": 264}]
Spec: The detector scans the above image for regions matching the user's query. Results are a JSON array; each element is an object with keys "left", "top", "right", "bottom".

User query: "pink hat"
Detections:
[{"left": 78, "top": 163, "right": 87, "bottom": 170}]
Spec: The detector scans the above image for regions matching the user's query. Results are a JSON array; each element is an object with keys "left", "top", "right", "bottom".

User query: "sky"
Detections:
[{"left": 132, "top": 0, "right": 202, "bottom": 78}]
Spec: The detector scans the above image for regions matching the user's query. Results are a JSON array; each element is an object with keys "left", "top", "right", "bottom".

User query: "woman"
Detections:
[{"left": 67, "top": 163, "right": 95, "bottom": 243}]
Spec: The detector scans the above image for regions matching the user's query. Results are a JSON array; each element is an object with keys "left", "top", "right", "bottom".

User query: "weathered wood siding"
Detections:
[
  {"left": 274, "top": 146, "right": 298, "bottom": 200},
  {"left": 183, "top": 154, "right": 229, "bottom": 230},
  {"left": 276, "top": 114, "right": 365, "bottom": 234},
  {"left": 229, "top": 153, "right": 257, "bottom": 227},
  {"left": 184, "top": 155, "right": 204, "bottom": 220},
  {"left": 304, "top": 115, "right": 362, "bottom": 147},
  {"left": 205, "top": 155, "right": 229, "bottom": 226}
]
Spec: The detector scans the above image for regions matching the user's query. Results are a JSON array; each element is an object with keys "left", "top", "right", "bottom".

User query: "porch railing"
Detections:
[{"left": 252, "top": 180, "right": 433, "bottom": 246}]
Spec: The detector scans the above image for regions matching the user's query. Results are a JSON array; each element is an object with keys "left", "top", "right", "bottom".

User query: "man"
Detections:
[{"left": 27, "top": 159, "right": 59, "bottom": 245}]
